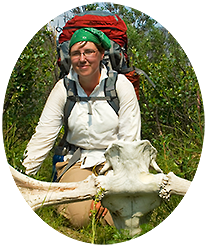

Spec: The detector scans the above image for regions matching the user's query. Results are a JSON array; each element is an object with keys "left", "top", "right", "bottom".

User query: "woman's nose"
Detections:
[{"left": 79, "top": 53, "right": 86, "bottom": 61}]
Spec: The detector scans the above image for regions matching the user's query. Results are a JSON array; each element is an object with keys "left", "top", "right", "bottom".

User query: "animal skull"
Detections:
[{"left": 10, "top": 140, "right": 191, "bottom": 236}]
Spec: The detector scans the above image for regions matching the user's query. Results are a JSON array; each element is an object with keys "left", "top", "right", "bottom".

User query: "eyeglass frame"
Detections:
[{"left": 70, "top": 49, "right": 98, "bottom": 60}]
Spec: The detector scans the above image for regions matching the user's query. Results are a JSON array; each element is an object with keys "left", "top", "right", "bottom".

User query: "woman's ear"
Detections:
[{"left": 101, "top": 52, "right": 104, "bottom": 60}]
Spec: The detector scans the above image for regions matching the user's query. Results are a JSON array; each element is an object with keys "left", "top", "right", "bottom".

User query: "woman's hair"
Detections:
[
  {"left": 69, "top": 41, "right": 105, "bottom": 54},
  {"left": 95, "top": 43, "right": 105, "bottom": 54}
]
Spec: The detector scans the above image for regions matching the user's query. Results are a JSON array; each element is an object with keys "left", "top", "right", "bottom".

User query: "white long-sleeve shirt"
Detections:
[{"left": 23, "top": 65, "right": 141, "bottom": 175}]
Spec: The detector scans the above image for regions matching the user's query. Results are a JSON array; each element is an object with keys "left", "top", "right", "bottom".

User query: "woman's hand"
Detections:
[{"left": 89, "top": 200, "right": 108, "bottom": 219}]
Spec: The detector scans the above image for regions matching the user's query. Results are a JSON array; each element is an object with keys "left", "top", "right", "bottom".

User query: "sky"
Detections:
[{"left": 0, "top": 3, "right": 208, "bottom": 28}]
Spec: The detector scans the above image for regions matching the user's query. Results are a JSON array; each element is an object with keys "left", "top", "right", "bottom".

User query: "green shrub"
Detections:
[{"left": 3, "top": 25, "right": 59, "bottom": 172}]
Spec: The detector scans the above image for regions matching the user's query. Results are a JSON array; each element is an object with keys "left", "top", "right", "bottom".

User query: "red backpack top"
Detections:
[{"left": 59, "top": 11, "right": 127, "bottom": 49}]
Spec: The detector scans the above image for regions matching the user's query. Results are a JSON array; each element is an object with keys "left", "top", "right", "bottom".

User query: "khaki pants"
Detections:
[{"left": 56, "top": 162, "right": 114, "bottom": 228}]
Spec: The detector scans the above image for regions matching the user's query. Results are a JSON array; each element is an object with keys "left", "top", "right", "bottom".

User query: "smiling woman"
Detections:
[{"left": 22, "top": 26, "right": 141, "bottom": 228}]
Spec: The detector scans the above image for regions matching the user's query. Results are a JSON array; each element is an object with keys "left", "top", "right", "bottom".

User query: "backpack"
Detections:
[
  {"left": 57, "top": 10, "right": 143, "bottom": 99},
  {"left": 57, "top": 10, "right": 155, "bottom": 98}
]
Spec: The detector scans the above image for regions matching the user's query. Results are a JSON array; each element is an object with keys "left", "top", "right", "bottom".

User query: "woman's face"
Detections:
[{"left": 70, "top": 41, "right": 104, "bottom": 78}]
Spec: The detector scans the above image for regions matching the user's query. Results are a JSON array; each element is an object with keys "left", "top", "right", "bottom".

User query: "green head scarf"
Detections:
[{"left": 69, "top": 28, "right": 111, "bottom": 50}]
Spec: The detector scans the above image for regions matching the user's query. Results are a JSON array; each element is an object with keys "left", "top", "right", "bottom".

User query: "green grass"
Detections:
[{"left": 35, "top": 206, "right": 135, "bottom": 244}]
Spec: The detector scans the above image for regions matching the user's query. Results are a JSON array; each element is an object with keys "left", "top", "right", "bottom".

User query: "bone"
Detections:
[
  {"left": 150, "top": 159, "right": 163, "bottom": 173},
  {"left": 10, "top": 165, "right": 97, "bottom": 211},
  {"left": 9, "top": 140, "right": 191, "bottom": 236},
  {"left": 159, "top": 172, "right": 192, "bottom": 200}
]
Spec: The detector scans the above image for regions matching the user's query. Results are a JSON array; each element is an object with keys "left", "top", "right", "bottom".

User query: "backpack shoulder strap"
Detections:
[
  {"left": 134, "top": 68, "right": 156, "bottom": 89},
  {"left": 104, "top": 70, "right": 119, "bottom": 115},
  {"left": 63, "top": 76, "right": 78, "bottom": 125},
  {"left": 55, "top": 76, "right": 77, "bottom": 152}
]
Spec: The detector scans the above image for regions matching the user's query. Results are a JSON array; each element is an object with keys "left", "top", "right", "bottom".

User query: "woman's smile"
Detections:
[{"left": 78, "top": 64, "right": 90, "bottom": 70}]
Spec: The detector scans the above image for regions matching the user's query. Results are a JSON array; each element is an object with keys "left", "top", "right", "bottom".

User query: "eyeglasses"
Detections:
[{"left": 70, "top": 49, "right": 98, "bottom": 60}]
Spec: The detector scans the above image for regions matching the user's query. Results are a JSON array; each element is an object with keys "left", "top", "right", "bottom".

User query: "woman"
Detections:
[{"left": 23, "top": 28, "right": 141, "bottom": 227}]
